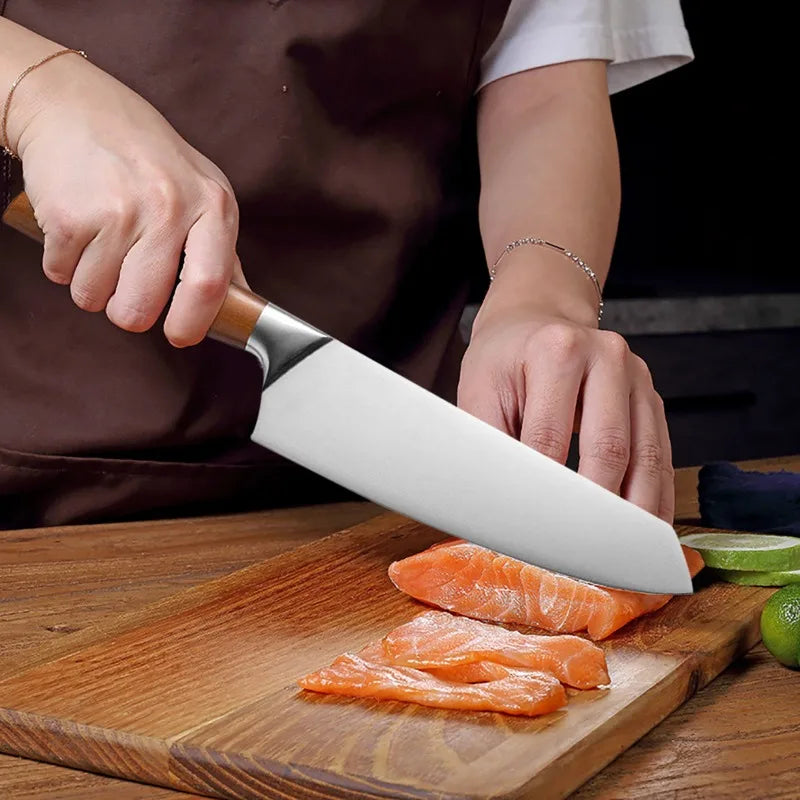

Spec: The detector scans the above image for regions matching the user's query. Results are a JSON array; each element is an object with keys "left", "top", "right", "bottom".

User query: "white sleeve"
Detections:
[{"left": 479, "top": 0, "right": 694, "bottom": 94}]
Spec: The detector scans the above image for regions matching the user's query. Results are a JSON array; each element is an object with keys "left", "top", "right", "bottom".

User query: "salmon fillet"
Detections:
[
  {"left": 388, "top": 540, "right": 705, "bottom": 640},
  {"left": 357, "top": 651, "right": 537, "bottom": 684},
  {"left": 298, "top": 653, "right": 567, "bottom": 716},
  {"left": 351, "top": 641, "right": 519, "bottom": 683},
  {"left": 382, "top": 610, "right": 609, "bottom": 688},
  {"left": 425, "top": 660, "right": 521, "bottom": 683}
]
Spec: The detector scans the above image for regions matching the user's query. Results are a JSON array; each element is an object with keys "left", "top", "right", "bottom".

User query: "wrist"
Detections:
[
  {"left": 5, "top": 49, "right": 87, "bottom": 157},
  {"left": 474, "top": 247, "right": 602, "bottom": 333}
]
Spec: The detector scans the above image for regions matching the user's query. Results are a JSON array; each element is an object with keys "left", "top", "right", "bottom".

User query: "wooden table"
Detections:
[{"left": 2, "top": 458, "right": 799, "bottom": 799}]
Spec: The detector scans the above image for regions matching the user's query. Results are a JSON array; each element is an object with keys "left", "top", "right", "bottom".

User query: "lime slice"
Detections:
[
  {"left": 760, "top": 585, "right": 800, "bottom": 668},
  {"left": 678, "top": 533, "right": 800, "bottom": 571},
  {"left": 710, "top": 568, "right": 800, "bottom": 586}
]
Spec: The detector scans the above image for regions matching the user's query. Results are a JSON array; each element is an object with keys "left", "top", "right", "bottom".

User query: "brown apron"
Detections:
[{"left": 0, "top": 0, "right": 510, "bottom": 528}]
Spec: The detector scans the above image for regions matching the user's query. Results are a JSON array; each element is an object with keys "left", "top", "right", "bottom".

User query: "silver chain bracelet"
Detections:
[{"left": 489, "top": 237, "right": 604, "bottom": 322}]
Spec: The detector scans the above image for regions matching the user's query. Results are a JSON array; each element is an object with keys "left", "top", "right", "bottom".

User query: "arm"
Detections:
[
  {"left": 460, "top": 60, "right": 674, "bottom": 522},
  {"left": 475, "top": 60, "right": 618, "bottom": 328},
  {"left": 0, "top": 18, "right": 67, "bottom": 109},
  {"left": 0, "top": 16, "right": 244, "bottom": 346}
]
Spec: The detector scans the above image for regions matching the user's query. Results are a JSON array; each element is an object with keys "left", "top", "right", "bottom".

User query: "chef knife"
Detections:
[{"left": 3, "top": 192, "right": 693, "bottom": 594}]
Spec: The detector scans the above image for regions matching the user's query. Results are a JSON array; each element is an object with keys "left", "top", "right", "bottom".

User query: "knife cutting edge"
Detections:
[{"left": 2, "top": 192, "right": 693, "bottom": 594}]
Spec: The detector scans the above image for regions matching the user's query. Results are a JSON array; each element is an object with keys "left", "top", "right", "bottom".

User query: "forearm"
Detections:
[
  {"left": 1, "top": 18, "right": 71, "bottom": 153},
  {"left": 476, "top": 60, "right": 620, "bottom": 329}
]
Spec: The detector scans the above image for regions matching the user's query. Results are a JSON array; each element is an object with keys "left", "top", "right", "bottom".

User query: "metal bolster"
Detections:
[{"left": 245, "top": 304, "right": 332, "bottom": 389}]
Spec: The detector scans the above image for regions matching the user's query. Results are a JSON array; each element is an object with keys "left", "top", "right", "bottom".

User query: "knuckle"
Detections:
[
  {"left": 526, "top": 423, "right": 570, "bottom": 459},
  {"left": 599, "top": 330, "right": 630, "bottom": 364},
  {"left": 150, "top": 177, "right": 183, "bottom": 220},
  {"left": 70, "top": 283, "right": 104, "bottom": 312},
  {"left": 532, "top": 324, "right": 584, "bottom": 362},
  {"left": 631, "top": 354, "right": 655, "bottom": 387},
  {"left": 42, "top": 208, "right": 80, "bottom": 246},
  {"left": 203, "top": 179, "right": 236, "bottom": 221},
  {"left": 587, "top": 428, "right": 630, "bottom": 472},
  {"left": 634, "top": 438, "right": 664, "bottom": 479},
  {"left": 107, "top": 299, "right": 155, "bottom": 332},
  {"left": 183, "top": 272, "right": 228, "bottom": 302},
  {"left": 42, "top": 258, "right": 73, "bottom": 284},
  {"left": 103, "top": 196, "right": 136, "bottom": 231}
]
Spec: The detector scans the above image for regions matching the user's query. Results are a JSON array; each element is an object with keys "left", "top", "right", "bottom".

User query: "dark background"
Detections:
[
  {"left": 609, "top": 0, "right": 770, "bottom": 298},
  {"left": 604, "top": 0, "right": 795, "bottom": 467}
]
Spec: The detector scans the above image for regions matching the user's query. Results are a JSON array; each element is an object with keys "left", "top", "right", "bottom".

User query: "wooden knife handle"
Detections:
[{"left": 2, "top": 191, "right": 265, "bottom": 348}]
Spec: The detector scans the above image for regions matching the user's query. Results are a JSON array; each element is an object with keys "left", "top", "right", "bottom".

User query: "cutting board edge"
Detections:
[
  {"left": 513, "top": 609, "right": 766, "bottom": 800},
  {"left": 0, "top": 706, "right": 203, "bottom": 795},
  {"left": 520, "top": 658, "right": 698, "bottom": 800},
  {"left": 168, "top": 740, "right": 463, "bottom": 800}
]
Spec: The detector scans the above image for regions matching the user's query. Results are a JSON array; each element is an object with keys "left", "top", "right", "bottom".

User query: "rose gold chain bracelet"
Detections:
[
  {"left": 1, "top": 48, "right": 87, "bottom": 158},
  {"left": 489, "top": 237, "right": 605, "bottom": 322}
]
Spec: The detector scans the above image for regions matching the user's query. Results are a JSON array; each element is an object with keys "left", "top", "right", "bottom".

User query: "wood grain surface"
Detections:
[
  {"left": 3, "top": 459, "right": 800, "bottom": 799},
  {"left": 0, "top": 514, "right": 775, "bottom": 800},
  {"left": 0, "top": 502, "right": 380, "bottom": 800},
  {"left": 574, "top": 646, "right": 800, "bottom": 799},
  {"left": 208, "top": 284, "right": 266, "bottom": 349},
  {"left": 1, "top": 192, "right": 42, "bottom": 242},
  {"left": 0, "top": 503, "right": 378, "bottom": 677}
]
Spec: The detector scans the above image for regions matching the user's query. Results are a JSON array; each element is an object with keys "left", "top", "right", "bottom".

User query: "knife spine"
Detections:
[{"left": 246, "top": 304, "right": 332, "bottom": 388}]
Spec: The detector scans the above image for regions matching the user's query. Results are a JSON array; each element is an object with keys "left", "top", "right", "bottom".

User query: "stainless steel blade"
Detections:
[{"left": 247, "top": 306, "right": 693, "bottom": 594}]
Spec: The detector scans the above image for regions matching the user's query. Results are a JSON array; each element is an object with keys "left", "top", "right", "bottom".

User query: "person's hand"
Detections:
[
  {"left": 458, "top": 305, "right": 674, "bottom": 523},
  {"left": 9, "top": 51, "right": 246, "bottom": 346}
]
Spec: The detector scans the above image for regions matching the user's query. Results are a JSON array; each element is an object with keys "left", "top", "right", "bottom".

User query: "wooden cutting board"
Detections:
[{"left": 0, "top": 513, "right": 773, "bottom": 800}]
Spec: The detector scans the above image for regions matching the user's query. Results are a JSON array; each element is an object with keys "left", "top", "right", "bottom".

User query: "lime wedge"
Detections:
[
  {"left": 710, "top": 568, "right": 800, "bottom": 586},
  {"left": 678, "top": 533, "right": 800, "bottom": 571}
]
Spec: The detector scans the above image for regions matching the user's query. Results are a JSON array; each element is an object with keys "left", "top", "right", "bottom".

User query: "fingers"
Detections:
[
  {"left": 655, "top": 394, "right": 675, "bottom": 523},
  {"left": 519, "top": 325, "right": 585, "bottom": 464},
  {"left": 106, "top": 232, "right": 184, "bottom": 332},
  {"left": 163, "top": 187, "right": 239, "bottom": 347},
  {"left": 576, "top": 332, "right": 632, "bottom": 494},
  {"left": 69, "top": 213, "right": 138, "bottom": 312},
  {"left": 35, "top": 193, "right": 180, "bottom": 329},
  {"left": 31, "top": 173, "right": 239, "bottom": 344},
  {"left": 40, "top": 207, "right": 96, "bottom": 286},
  {"left": 617, "top": 357, "right": 674, "bottom": 520},
  {"left": 461, "top": 311, "right": 674, "bottom": 519},
  {"left": 231, "top": 253, "right": 250, "bottom": 291},
  {"left": 458, "top": 355, "right": 521, "bottom": 438},
  {"left": 620, "top": 371, "right": 663, "bottom": 516},
  {"left": 577, "top": 337, "right": 673, "bottom": 517}
]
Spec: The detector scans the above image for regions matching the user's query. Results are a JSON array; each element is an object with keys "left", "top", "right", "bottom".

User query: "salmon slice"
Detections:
[
  {"left": 356, "top": 640, "right": 391, "bottom": 664},
  {"left": 388, "top": 540, "right": 705, "bottom": 640},
  {"left": 298, "top": 653, "right": 567, "bottom": 716},
  {"left": 351, "top": 638, "right": 543, "bottom": 683},
  {"left": 382, "top": 610, "right": 609, "bottom": 688},
  {"left": 427, "top": 660, "right": 540, "bottom": 683}
]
